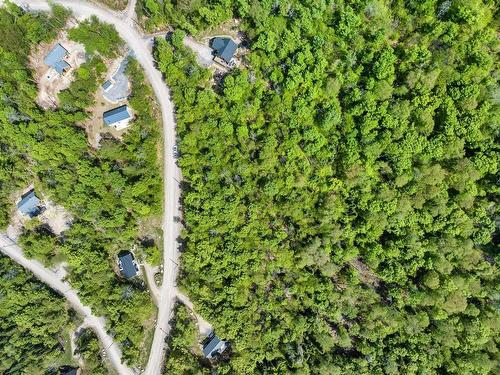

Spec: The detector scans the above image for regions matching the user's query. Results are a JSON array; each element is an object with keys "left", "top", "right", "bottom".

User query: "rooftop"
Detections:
[
  {"left": 211, "top": 37, "right": 238, "bottom": 64},
  {"left": 203, "top": 333, "right": 227, "bottom": 359},
  {"left": 103, "top": 105, "right": 131, "bottom": 126},
  {"left": 16, "top": 189, "right": 40, "bottom": 216},
  {"left": 44, "top": 44, "right": 70, "bottom": 74},
  {"left": 118, "top": 252, "right": 138, "bottom": 278}
]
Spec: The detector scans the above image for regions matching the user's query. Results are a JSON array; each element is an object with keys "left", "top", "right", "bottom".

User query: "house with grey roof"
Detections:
[
  {"left": 16, "top": 189, "right": 41, "bottom": 217},
  {"left": 44, "top": 44, "right": 71, "bottom": 74},
  {"left": 202, "top": 332, "right": 228, "bottom": 359},
  {"left": 211, "top": 37, "right": 238, "bottom": 67},
  {"left": 118, "top": 251, "right": 139, "bottom": 279},
  {"left": 103, "top": 105, "right": 132, "bottom": 130}
]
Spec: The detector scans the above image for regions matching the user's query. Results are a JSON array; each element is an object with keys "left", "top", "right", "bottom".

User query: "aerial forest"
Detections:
[{"left": 149, "top": 0, "right": 499, "bottom": 374}]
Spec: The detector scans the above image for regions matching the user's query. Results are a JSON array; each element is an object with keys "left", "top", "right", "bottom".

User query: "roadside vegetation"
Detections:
[
  {"left": 164, "top": 304, "right": 211, "bottom": 374},
  {"left": 152, "top": 0, "right": 499, "bottom": 373},
  {"left": 0, "top": 4, "right": 162, "bottom": 368}
]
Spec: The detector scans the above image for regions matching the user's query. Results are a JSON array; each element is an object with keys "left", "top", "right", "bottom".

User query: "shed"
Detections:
[
  {"left": 16, "top": 189, "right": 40, "bottom": 217},
  {"left": 44, "top": 43, "right": 70, "bottom": 74},
  {"left": 103, "top": 105, "right": 131, "bottom": 130},
  {"left": 202, "top": 333, "right": 228, "bottom": 359},
  {"left": 211, "top": 37, "right": 238, "bottom": 64},
  {"left": 118, "top": 252, "right": 138, "bottom": 278},
  {"left": 102, "top": 80, "right": 113, "bottom": 91}
]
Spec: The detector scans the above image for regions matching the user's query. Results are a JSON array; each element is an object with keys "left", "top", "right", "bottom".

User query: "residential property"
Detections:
[
  {"left": 16, "top": 189, "right": 41, "bottom": 217},
  {"left": 44, "top": 43, "right": 71, "bottom": 74},
  {"left": 118, "top": 251, "right": 139, "bottom": 279},
  {"left": 211, "top": 37, "right": 238, "bottom": 67},
  {"left": 202, "top": 332, "right": 228, "bottom": 359},
  {"left": 103, "top": 105, "right": 132, "bottom": 130}
]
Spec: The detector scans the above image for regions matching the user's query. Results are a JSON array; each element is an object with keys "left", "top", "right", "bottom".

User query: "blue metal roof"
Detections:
[
  {"left": 44, "top": 44, "right": 69, "bottom": 73},
  {"left": 54, "top": 60, "right": 71, "bottom": 74},
  {"left": 103, "top": 105, "right": 131, "bottom": 125},
  {"left": 17, "top": 190, "right": 40, "bottom": 216},
  {"left": 102, "top": 80, "right": 113, "bottom": 90},
  {"left": 203, "top": 334, "right": 227, "bottom": 358},
  {"left": 212, "top": 38, "right": 237, "bottom": 64},
  {"left": 119, "top": 252, "right": 138, "bottom": 278}
]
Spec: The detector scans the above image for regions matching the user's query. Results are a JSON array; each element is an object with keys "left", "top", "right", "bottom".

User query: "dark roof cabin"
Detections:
[
  {"left": 118, "top": 251, "right": 138, "bottom": 278},
  {"left": 202, "top": 332, "right": 228, "bottom": 359},
  {"left": 16, "top": 189, "right": 41, "bottom": 217},
  {"left": 211, "top": 37, "right": 238, "bottom": 65}
]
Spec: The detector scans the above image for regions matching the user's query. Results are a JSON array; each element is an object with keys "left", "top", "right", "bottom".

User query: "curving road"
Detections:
[
  {"left": 2, "top": 1, "right": 182, "bottom": 375},
  {"left": 0, "top": 234, "right": 134, "bottom": 375}
]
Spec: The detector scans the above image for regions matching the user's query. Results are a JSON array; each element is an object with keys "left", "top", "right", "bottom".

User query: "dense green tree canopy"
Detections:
[{"left": 150, "top": 0, "right": 499, "bottom": 373}]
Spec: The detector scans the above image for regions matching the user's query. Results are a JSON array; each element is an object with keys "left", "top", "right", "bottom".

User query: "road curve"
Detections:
[
  {"left": 3, "top": 1, "right": 182, "bottom": 375},
  {"left": 0, "top": 234, "right": 134, "bottom": 375}
]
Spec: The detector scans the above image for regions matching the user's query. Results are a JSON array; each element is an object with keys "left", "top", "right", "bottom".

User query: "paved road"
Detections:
[
  {"left": 0, "top": 234, "right": 134, "bottom": 375},
  {"left": 3, "top": 1, "right": 182, "bottom": 375}
]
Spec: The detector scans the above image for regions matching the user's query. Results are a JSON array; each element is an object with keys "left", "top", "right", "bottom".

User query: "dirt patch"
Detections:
[
  {"left": 39, "top": 199, "right": 73, "bottom": 236},
  {"left": 30, "top": 27, "right": 86, "bottom": 109}
]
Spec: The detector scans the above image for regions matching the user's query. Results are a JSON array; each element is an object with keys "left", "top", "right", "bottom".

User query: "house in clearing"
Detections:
[
  {"left": 103, "top": 105, "right": 132, "bottom": 130},
  {"left": 211, "top": 37, "right": 238, "bottom": 67},
  {"left": 16, "top": 189, "right": 41, "bottom": 217},
  {"left": 44, "top": 43, "right": 71, "bottom": 74},
  {"left": 202, "top": 332, "right": 228, "bottom": 359},
  {"left": 118, "top": 251, "right": 139, "bottom": 279}
]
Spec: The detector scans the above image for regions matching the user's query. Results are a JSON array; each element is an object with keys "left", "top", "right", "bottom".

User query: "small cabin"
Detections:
[
  {"left": 44, "top": 43, "right": 71, "bottom": 74},
  {"left": 211, "top": 37, "right": 238, "bottom": 67},
  {"left": 103, "top": 105, "right": 132, "bottom": 130},
  {"left": 16, "top": 189, "right": 41, "bottom": 217},
  {"left": 202, "top": 332, "right": 228, "bottom": 359},
  {"left": 118, "top": 251, "right": 139, "bottom": 279}
]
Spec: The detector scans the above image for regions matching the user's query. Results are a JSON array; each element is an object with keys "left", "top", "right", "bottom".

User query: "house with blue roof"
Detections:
[
  {"left": 103, "top": 105, "right": 132, "bottom": 130},
  {"left": 118, "top": 251, "right": 139, "bottom": 279},
  {"left": 202, "top": 332, "right": 228, "bottom": 359},
  {"left": 44, "top": 44, "right": 71, "bottom": 74},
  {"left": 17, "top": 189, "right": 41, "bottom": 217},
  {"left": 211, "top": 37, "right": 238, "bottom": 67}
]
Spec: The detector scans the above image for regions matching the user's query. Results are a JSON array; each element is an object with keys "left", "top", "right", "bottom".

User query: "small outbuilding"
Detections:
[
  {"left": 118, "top": 251, "right": 139, "bottom": 279},
  {"left": 103, "top": 105, "right": 132, "bottom": 130},
  {"left": 44, "top": 43, "right": 71, "bottom": 74},
  {"left": 202, "top": 332, "right": 228, "bottom": 359},
  {"left": 102, "top": 80, "right": 113, "bottom": 92},
  {"left": 16, "top": 189, "right": 41, "bottom": 217},
  {"left": 211, "top": 37, "right": 238, "bottom": 66}
]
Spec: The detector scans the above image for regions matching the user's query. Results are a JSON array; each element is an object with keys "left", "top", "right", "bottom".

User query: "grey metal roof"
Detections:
[
  {"left": 118, "top": 252, "right": 137, "bottom": 278},
  {"left": 212, "top": 38, "right": 237, "bottom": 64},
  {"left": 203, "top": 334, "right": 227, "bottom": 359},
  {"left": 16, "top": 190, "right": 40, "bottom": 216},
  {"left": 103, "top": 105, "right": 131, "bottom": 125},
  {"left": 44, "top": 44, "right": 69, "bottom": 73},
  {"left": 102, "top": 80, "right": 113, "bottom": 90}
]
